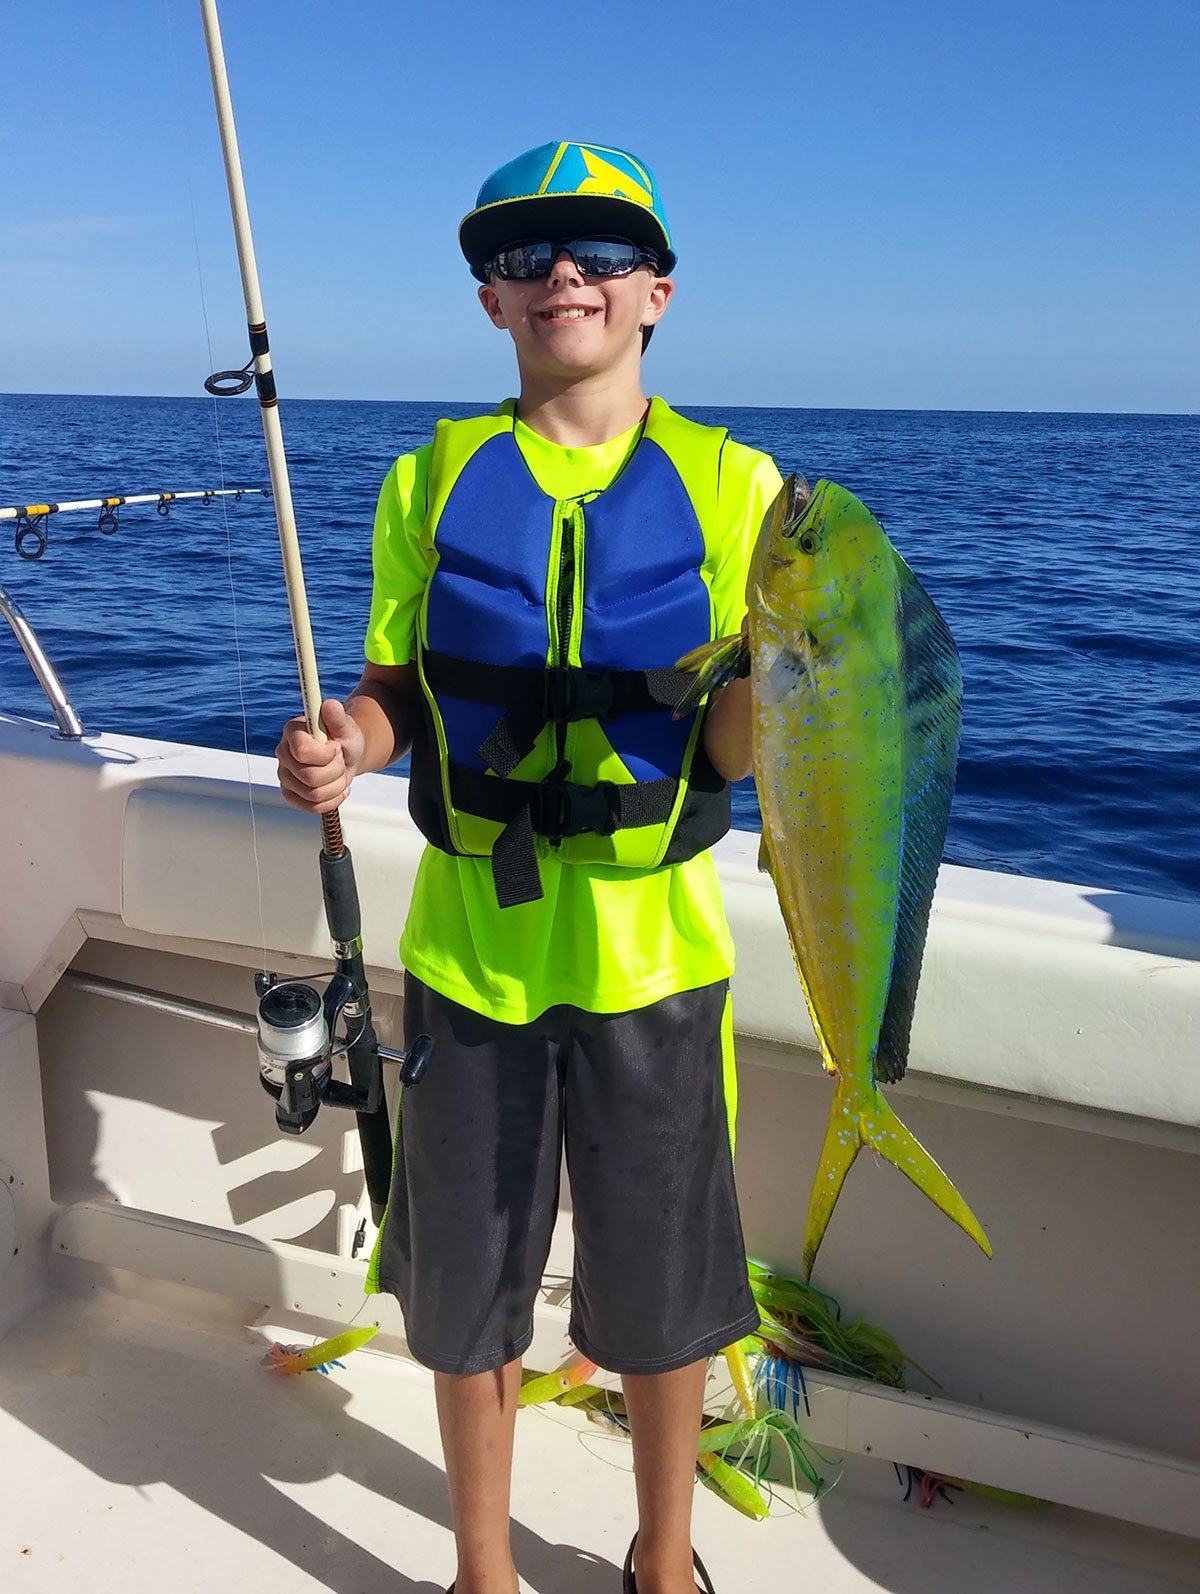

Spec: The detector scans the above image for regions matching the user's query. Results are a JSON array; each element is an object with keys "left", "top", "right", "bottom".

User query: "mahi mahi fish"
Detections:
[{"left": 678, "top": 476, "right": 991, "bottom": 1278}]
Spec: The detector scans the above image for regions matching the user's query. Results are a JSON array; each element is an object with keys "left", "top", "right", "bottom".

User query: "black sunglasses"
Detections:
[{"left": 486, "top": 237, "right": 661, "bottom": 282}]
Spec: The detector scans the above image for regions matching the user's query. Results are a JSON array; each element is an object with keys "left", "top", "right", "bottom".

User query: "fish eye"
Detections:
[{"left": 797, "top": 529, "right": 821, "bottom": 555}]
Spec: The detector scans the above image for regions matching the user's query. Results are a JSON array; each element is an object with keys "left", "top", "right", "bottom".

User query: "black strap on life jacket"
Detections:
[
  {"left": 449, "top": 760, "right": 679, "bottom": 908},
  {"left": 422, "top": 649, "right": 694, "bottom": 777}
]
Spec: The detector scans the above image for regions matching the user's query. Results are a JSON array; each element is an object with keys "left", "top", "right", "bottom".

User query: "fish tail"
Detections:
[
  {"left": 801, "top": 1076, "right": 866, "bottom": 1278},
  {"left": 858, "top": 1091, "right": 992, "bottom": 1261},
  {"left": 802, "top": 1080, "right": 992, "bottom": 1277}
]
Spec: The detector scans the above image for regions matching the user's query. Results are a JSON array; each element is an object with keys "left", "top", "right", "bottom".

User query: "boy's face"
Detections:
[{"left": 478, "top": 245, "right": 673, "bottom": 381}]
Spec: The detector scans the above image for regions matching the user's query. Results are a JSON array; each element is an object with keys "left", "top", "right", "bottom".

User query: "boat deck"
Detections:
[{"left": 3, "top": 1278, "right": 1198, "bottom": 1594}]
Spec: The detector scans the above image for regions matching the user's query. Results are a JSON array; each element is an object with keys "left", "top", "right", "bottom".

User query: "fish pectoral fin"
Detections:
[
  {"left": 858, "top": 1093, "right": 992, "bottom": 1260},
  {"left": 672, "top": 632, "right": 750, "bottom": 719},
  {"left": 756, "top": 830, "right": 774, "bottom": 878}
]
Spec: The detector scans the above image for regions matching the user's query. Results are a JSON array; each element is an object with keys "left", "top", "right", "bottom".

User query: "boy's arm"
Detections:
[
  {"left": 700, "top": 633, "right": 753, "bottom": 782},
  {"left": 347, "top": 661, "right": 419, "bottom": 773},
  {"left": 277, "top": 447, "right": 430, "bottom": 814},
  {"left": 700, "top": 447, "right": 784, "bottom": 784}
]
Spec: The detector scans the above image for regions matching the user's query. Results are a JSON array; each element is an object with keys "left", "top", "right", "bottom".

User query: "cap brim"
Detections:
[{"left": 460, "top": 194, "right": 675, "bottom": 280}]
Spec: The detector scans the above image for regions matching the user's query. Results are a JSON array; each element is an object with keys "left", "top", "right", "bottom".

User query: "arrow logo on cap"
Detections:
[{"left": 576, "top": 147, "right": 654, "bottom": 208}]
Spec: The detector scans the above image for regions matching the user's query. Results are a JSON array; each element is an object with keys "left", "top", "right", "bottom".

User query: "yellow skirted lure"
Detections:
[
  {"left": 518, "top": 1354, "right": 600, "bottom": 1407},
  {"left": 678, "top": 477, "right": 991, "bottom": 1277},
  {"left": 520, "top": 1343, "right": 830, "bottom": 1518},
  {"left": 263, "top": 1324, "right": 379, "bottom": 1376}
]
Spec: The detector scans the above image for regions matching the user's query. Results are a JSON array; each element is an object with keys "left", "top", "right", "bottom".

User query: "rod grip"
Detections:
[{"left": 319, "top": 846, "right": 361, "bottom": 943}]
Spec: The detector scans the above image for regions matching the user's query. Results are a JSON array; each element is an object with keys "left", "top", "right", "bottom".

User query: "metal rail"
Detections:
[{"left": 0, "top": 583, "right": 84, "bottom": 738}]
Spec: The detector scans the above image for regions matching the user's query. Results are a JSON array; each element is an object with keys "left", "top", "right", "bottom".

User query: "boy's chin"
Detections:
[{"left": 522, "top": 329, "right": 639, "bottom": 377}]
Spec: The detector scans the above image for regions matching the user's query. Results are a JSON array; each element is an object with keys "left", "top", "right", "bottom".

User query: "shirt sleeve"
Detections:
[
  {"left": 364, "top": 443, "right": 435, "bottom": 666},
  {"left": 709, "top": 442, "right": 786, "bottom": 638}
]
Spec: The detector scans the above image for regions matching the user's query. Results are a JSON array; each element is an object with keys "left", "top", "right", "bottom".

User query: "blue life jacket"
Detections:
[{"left": 408, "top": 397, "right": 733, "bottom": 905}]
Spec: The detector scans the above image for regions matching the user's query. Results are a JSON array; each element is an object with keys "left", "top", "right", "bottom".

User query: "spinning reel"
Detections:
[{"left": 255, "top": 969, "right": 433, "bottom": 1135}]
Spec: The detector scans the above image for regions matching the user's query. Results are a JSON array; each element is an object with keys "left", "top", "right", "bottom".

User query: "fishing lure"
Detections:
[
  {"left": 895, "top": 1464, "right": 1049, "bottom": 1512},
  {"left": 696, "top": 1449, "right": 771, "bottom": 1520},
  {"left": 518, "top": 1353, "right": 600, "bottom": 1407},
  {"left": 722, "top": 1340, "right": 758, "bottom": 1418},
  {"left": 521, "top": 1339, "right": 831, "bottom": 1516},
  {"left": 263, "top": 1323, "right": 379, "bottom": 1377},
  {"left": 572, "top": 1391, "right": 780, "bottom": 1519},
  {"left": 748, "top": 1261, "right": 932, "bottom": 1389},
  {"left": 697, "top": 1408, "right": 833, "bottom": 1507}
]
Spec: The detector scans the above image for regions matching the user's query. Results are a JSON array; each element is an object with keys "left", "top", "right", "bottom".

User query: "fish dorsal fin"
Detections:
[{"left": 874, "top": 561, "right": 961, "bottom": 1085}]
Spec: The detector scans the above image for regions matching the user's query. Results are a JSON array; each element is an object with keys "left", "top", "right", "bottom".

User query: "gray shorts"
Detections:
[{"left": 373, "top": 974, "right": 760, "bottom": 1376}]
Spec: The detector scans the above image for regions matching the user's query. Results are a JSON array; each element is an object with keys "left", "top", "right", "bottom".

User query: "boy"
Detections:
[{"left": 276, "top": 141, "right": 783, "bottom": 1594}]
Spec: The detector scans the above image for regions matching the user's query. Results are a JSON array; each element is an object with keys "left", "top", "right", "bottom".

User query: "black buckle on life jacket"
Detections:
[
  {"left": 542, "top": 667, "right": 617, "bottom": 724},
  {"left": 533, "top": 765, "right": 621, "bottom": 843}
]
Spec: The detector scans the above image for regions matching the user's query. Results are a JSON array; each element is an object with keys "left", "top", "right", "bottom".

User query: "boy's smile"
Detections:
[
  {"left": 479, "top": 248, "right": 672, "bottom": 382},
  {"left": 535, "top": 302, "right": 602, "bottom": 322}
]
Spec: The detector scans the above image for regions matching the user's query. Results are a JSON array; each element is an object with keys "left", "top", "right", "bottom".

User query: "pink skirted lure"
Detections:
[{"left": 263, "top": 1323, "right": 380, "bottom": 1377}]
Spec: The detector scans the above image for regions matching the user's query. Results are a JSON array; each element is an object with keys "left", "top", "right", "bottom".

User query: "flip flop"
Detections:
[{"left": 623, "top": 1533, "right": 716, "bottom": 1593}]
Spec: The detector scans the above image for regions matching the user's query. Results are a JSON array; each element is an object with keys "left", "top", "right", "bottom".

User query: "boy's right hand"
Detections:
[{"left": 275, "top": 698, "right": 366, "bottom": 814}]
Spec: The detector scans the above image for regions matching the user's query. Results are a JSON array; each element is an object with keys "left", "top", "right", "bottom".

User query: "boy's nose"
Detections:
[{"left": 547, "top": 248, "right": 583, "bottom": 287}]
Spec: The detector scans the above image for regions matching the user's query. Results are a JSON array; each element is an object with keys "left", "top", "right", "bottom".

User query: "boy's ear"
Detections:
[
  {"left": 641, "top": 273, "right": 674, "bottom": 333},
  {"left": 478, "top": 281, "right": 507, "bottom": 329}
]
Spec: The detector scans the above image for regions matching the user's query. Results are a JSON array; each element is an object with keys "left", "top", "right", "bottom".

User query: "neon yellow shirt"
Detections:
[{"left": 365, "top": 403, "right": 783, "bottom": 1024}]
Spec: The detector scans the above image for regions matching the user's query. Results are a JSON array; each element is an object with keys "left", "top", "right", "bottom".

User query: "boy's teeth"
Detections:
[{"left": 546, "top": 308, "right": 591, "bottom": 319}]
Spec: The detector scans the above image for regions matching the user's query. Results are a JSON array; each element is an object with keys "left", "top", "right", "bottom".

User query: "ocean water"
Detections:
[{"left": 2, "top": 392, "right": 1197, "bottom": 904}]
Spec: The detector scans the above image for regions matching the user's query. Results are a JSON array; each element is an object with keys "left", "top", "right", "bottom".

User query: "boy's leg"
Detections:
[
  {"left": 435, "top": 1359, "right": 523, "bottom": 1594},
  {"left": 621, "top": 1359, "right": 708, "bottom": 1593},
  {"left": 565, "top": 980, "right": 759, "bottom": 1588},
  {"left": 374, "top": 976, "right": 567, "bottom": 1590},
  {"left": 565, "top": 980, "right": 758, "bottom": 1373}
]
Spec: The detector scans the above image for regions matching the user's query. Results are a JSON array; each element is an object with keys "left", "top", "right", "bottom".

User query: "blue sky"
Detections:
[{"left": 2, "top": 0, "right": 1197, "bottom": 412}]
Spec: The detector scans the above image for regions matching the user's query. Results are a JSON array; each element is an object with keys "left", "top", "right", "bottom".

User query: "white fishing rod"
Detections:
[
  {"left": 197, "top": 0, "right": 429, "bottom": 1221},
  {"left": 2, "top": 488, "right": 266, "bottom": 560},
  {"left": 197, "top": 0, "right": 325, "bottom": 763}
]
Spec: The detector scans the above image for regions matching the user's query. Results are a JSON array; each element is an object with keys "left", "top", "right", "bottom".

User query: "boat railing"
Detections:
[{"left": 0, "top": 583, "right": 84, "bottom": 739}]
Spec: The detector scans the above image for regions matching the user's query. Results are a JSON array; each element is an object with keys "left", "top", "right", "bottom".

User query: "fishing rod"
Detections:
[
  {"left": 3, "top": 487, "right": 267, "bottom": 561},
  {"left": 197, "top": 0, "right": 430, "bottom": 1225}
]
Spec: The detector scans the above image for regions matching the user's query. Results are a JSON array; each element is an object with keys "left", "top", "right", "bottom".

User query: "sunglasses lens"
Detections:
[
  {"left": 490, "top": 239, "right": 651, "bottom": 280},
  {"left": 492, "top": 241, "right": 554, "bottom": 280},
  {"left": 570, "top": 239, "right": 640, "bottom": 276}
]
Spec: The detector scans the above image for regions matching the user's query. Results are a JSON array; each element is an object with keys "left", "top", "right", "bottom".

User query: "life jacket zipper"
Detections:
[
  {"left": 555, "top": 500, "right": 581, "bottom": 671},
  {"left": 548, "top": 500, "right": 583, "bottom": 837}
]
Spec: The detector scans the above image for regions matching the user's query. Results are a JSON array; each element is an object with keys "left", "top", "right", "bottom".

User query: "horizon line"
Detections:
[{"left": 2, "top": 390, "right": 1196, "bottom": 421}]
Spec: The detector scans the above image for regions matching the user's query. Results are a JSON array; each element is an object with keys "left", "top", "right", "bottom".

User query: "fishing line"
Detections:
[{"left": 163, "top": 0, "right": 268, "bottom": 972}]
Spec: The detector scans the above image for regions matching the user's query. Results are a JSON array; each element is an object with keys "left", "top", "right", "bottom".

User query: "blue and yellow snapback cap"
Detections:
[{"left": 460, "top": 141, "right": 676, "bottom": 282}]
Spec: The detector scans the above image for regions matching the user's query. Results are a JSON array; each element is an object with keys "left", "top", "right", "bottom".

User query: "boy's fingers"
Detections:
[
  {"left": 276, "top": 716, "right": 339, "bottom": 768},
  {"left": 282, "top": 753, "right": 346, "bottom": 792},
  {"left": 319, "top": 697, "right": 351, "bottom": 737},
  {"left": 275, "top": 701, "right": 359, "bottom": 812},
  {"left": 277, "top": 761, "right": 350, "bottom": 811}
]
